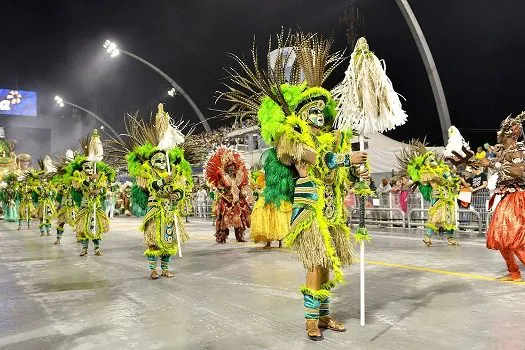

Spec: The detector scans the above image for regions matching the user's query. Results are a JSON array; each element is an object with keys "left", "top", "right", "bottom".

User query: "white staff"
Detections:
[
  {"left": 156, "top": 104, "right": 185, "bottom": 258},
  {"left": 87, "top": 130, "right": 104, "bottom": 237},
  {"left": 332, "top": 37, "right": 408, "bottom": 327}
]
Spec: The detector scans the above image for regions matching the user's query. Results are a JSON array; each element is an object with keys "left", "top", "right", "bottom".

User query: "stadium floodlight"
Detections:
[
  {"left": 54, "top": 95, "right": 65, "bottom": 107},
  {"left": 103, "top": 40, "right": 120, "bottom": 58}
]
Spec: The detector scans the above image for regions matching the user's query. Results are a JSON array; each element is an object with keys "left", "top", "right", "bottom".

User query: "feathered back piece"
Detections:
[
  {"left": 105, "top": 104, "right": 189, "bottom": 169},
  {"left": 332, "top": 37, "right": 407, "bottom": 134},
  {"left": 217, "top": 29, "right": 345, "bottom": 123},
  {"left": 204, "top": 147, "right": 249, "bottom": 190},
  {"left": 497, "top": 111, "right": 525, "bottom": 143},
  {"left": 396, "top": 139, "right": 435, "bottom": 183}
]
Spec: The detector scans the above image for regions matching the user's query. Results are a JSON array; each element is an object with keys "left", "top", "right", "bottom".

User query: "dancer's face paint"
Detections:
[{"left": 150, "top": 153, "right": 167, "bottom": 171}]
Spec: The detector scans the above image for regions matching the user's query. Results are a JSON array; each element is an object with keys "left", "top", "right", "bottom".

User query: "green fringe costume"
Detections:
[
  {"left": 0, "top": 173, "right": 19, "bottom": 222},
  {"left": 35, "top": 177, "right": 57, "bottom": 236},
  {"left": 16, "top": 171, "right": 39, "bottom": 230},
  {"left": 219, "top": 31, "right": 363, "bottom": 334},
  {"left": 66, "top": 152, "right": 115, "bottom": 255},
  {"left": 53, "top": 175, "right": 81, "bottom": 243},
  {"left": 107, "top": 105, "right": 193, "bottom": 276},
  {"left": 398, "top": 141, "right": 460, "bottom": 245}
]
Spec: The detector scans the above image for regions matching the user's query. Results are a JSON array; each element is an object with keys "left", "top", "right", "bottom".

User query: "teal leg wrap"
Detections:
[
  {"left": 93, "top": 239, "right": 100, "bottom": 249},
  {"left": 304, "top": 294, "right": 321, "bottom": 320},
  {"left": 425, "top": 228, "right": 434, "bottom": 237},
  {"left": 160, "top": 255, "right": 171, "bottom": 271},
  {"left": 319, "top": 297, "right": 330, "bottom": 317},
  {"left": 147, "top": 255, "right": 157, "bottom": 270},
  {"left": 445, "top": 229, "right": 454, "bottom": 238},
  {"left": 81, "top": 239, "right": 89, "bottom": 249}
]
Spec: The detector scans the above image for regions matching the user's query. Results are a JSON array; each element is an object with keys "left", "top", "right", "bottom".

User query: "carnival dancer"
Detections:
[
  {"left": 14, "top": 154, "right": 34, "bottom": 230},
  {"left": 68, "top": 130, "right": 114, "bottom": 256},
  {"left": 0, "top": 173, "right": 19, "bottom": 222},
  {"left": 205, "top": 147, "right": 252, "bottom": 244},
  {"left": 107, "top": 104, "right": 191, "bottom": 279},
  {"left": 35, "top": 156, "right": 58, "bottom": 236},
  {"left": 53, "top": 150, "right": 80, "bottom": 244},
  {"left": 218, "top": 31, "right": 369, "bottom": 340},
  {"left": 479, "top": 112, "right": 525, "bottom": 281},
  {"left": 398, "top": 141, "right": 460, "bottom": 246},
  {"left": 17, "top": 170, "right": 38, "bottom": 230}
]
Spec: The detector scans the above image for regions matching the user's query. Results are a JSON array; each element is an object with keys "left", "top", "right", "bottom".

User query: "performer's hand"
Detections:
[
  {"left": 357, "top": 168, "right": 370, "bottom": 180},
  {"left": 165, "top": 175, "right": 173, "bottom": 183},
  {"left": 351, "top": 151, "right": 368, "bottom": 165},
  {"left": 91, "top": 173, "right": 100, "bottom": 180}
]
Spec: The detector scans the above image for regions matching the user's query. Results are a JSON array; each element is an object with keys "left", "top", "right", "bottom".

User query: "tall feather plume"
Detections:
[
  {"left": 216, "top": 29, "right": 298, "bottom": 122},
  {"left": 294, "top": 32, "right": 346, "bottom": 88}
]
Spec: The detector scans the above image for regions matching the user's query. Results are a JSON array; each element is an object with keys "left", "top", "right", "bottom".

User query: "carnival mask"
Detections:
[
  {"left": 150, "top": 152, "right": 167, "bottom": 171},
  {"left": 226, "top": 164, "right": 236, "bottom": 177},
  {"left": 424, "top": 153, "right": 438, "bottom": 167},
  {"left": 82, "top": 161, "right": 95, "bottom": 175},
  {"left": 298, "top": 99, "right": 326, "bottom": 128}
]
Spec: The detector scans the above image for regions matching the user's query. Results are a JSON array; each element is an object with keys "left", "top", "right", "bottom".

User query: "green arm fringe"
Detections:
[
  {"left": 300, "top": 285, "right": 332, "bottom": 300},
  {"left": 353, "top": 180, "right": 375, "bottom": 197},
  {"left": 354, "top": 227, "right": 372, "bottom": 243}
]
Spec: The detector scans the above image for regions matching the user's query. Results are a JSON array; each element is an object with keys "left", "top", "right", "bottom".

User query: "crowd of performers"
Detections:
[{"left": 1, "top": 30, "right": 524, "bottom": 343}]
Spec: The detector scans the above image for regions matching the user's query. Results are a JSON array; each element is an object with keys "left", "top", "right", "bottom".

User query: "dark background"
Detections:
[{"left": 1, "top": 0, "right": 524, "bottom": 155}]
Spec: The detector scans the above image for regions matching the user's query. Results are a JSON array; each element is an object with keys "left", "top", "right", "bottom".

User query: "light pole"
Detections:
[
  {"left": 103, "top": 40, "right": 211, "bottom": 132},
  {"left": 54, "top": 96, "right": 124, "bottom": 143},
  {"left": 395, "top": 0, "right": 451, "bottom": 144}
]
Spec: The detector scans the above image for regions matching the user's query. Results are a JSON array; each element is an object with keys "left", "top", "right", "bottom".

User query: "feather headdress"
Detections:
[
  {"left": 497, "top": 111, "right": 525, "bottom": 143},
  {"left": 217, "top": 30, "right": 345, "bottom": 145}
]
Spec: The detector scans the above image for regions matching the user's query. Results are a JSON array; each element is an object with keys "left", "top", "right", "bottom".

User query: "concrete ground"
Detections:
[{"left": 0, "top": 218, "right": 524, "bottom": 350}]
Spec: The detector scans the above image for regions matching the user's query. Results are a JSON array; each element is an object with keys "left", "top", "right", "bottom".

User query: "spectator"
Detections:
[
  {"left": 475, "top": 146, "right": 486, "bottom": 160},
  {"left": 196, "top": 187, "right": 208, "bottom": 218},
  {"left": 486, "top": 145, "right": 496, "bottom": 159},
  {"left": 377, "top": 178, "right": 392, "bottom": 226}
]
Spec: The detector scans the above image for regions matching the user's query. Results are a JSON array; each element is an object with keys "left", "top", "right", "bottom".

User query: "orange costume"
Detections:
[{"left": 486, "top": 112, "right": 525, "bottom": 281}]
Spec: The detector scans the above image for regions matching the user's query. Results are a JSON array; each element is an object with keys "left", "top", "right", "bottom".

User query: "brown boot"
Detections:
[
  {"left": 447, "top": 237, "right": 459, "bottom": 246},
  {"left": 94, "top": 248, "right": 103, "bottom": 256},
  {"left": 54, "top": 238, "right": 61, "bottom": 245},
  {"left": 305, "top": 319, "right": 323, "bottom": 341},
  {"left": 80, "top": 248, "right": 88, "bottom": 256},
  {"left": 319, "top": 316, "right": 347, "bottom": 332},
  {"left": 150, "top": 270, "right": 159, "bottom": 280},
  {"left": 161, "top": 270, "right": 174, "bottom": 278},
  {"left": 263, "top": 242, "right": 271, "bottom": 249},
  {"left": 423, "top": 236, "right": 432, "bottom": 247}
]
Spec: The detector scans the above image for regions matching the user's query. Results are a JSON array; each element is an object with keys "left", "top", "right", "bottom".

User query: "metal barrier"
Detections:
[
  {"left": 347, "top": 189, "right": 491, "bottom": 234},
  {"left": 350, "top": 207, "right": 406, "bottom": 228},
  {"left": 407, "top": 208, "right": 483, "bottom": 233}
]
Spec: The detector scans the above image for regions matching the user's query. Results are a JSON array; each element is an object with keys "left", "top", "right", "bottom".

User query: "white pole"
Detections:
[
  {"left": 93, "top": 163, "right": 97, "bottom": 235},
  {"left": 166, "top": 151, "right": 182, "bottom": 258},
  {"left": 359, "top": 134, "right": 365, "bottom": 327}
]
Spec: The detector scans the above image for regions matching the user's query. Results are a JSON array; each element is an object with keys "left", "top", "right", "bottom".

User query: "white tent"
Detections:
[{"left": 351, "top": 133, "right": 444, "bottom": 174}]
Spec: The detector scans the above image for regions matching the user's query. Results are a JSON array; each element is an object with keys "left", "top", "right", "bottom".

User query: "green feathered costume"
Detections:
[
  {"left": 0, "top": 173, "right": 19, "bottom": 222},
  {"left": 218, "top": 31, "right": 364, "bottom": 333},
  {"left": 397, "top": 140, "right": 460, "bottom": 245},
  {"left": 107, "top": 104, "right": 192, "bottom": 276}
]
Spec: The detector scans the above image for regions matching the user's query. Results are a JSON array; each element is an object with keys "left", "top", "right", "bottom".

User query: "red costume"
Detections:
[{"left": 205, "top": 147, "right": 252, "bottom": 243}]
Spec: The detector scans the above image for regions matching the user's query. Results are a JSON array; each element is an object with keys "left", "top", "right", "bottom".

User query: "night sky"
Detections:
[{"left": 2, "top": 0, "right": 525, "bottom": 149}]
